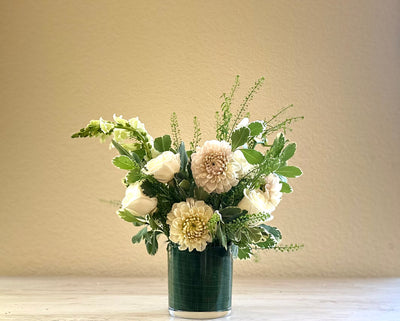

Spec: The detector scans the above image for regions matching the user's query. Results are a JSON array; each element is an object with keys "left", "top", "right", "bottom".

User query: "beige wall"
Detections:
[{"left": 1, "top": 0, "right": 399, "bottom": 277}]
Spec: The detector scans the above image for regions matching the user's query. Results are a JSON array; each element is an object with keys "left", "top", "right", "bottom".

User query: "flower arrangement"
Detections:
[{"left": 72, "top": 76, "right": 303, "bottom": 259}]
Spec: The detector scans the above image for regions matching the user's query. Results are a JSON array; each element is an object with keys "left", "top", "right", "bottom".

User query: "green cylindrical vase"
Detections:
[{"left": 167, "top": 243, "right": 233, "bottom": 319}]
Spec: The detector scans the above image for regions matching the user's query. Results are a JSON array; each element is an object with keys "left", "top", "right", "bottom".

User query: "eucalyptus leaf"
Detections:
[{"left": 178, "top": 142, "right": 188, "bottom": 172}]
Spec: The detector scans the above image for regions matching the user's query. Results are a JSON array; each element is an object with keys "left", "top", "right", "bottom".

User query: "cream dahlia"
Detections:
[
  {"left": 191, "top": 140, "right": 239, "bottom": 194},
  {"left": 167, "top": 199, "right": 213, "bottom": 252}
]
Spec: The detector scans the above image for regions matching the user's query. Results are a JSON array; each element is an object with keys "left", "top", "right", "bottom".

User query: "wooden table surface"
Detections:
[{"left": 0, "top": 277, "right": 399, "bottom": 321}]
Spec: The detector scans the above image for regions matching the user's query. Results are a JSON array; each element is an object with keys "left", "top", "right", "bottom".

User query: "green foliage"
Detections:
[
  {"left": 248, "top": 121, "right": 263, "bottom": 136},
  {"left": 145, "top": 230, "right": 162, "bottom": 255},
  {"left": 274, "top": 243, "right": 304, "bottom": 252},
  {"left": 219, "top": 207, "right": 245, "bottom": 223},
  {"left": 112, "top": 140, "right": 135, "bottom": 159},
  {"left": 229, "top": 76, "right": 264, "bottom": 136},
  {"left": 154, "top": 135, "right": 172, "bottom": 152},
  {"left": 216, "top": 75, "right": 240, "bottom": 141},
  {"left": 112, "top": 155, "right": 137, "bottom": 170},
  {"left": 237, "top": 245, "right": 252, "bottom": 259},
  {"left": 117, "top": 209, "right": 147, "bottom": 226},
  {"left": 132, "top": 227, "right": 148, "bottom": 243},
  {"left": 170, "top": 112, "right": 182, "bottom": 151},
  {"left": 190, "top": 116, "right": 201, "bottom": 151},
  {"left": 280, "top": 181, "right": 293, "bottom": 193},
  {"left": 207, "top": 212, "right": 221, "bottom": 238},
  {"left": 269, "top": 133, "right": 286, "bottom": 158},
  {"left": 178, "top": 142, "right": 188, "bottom": 174},
  {"left": 259, "top": 224, "right": 282, "bottom": 242},
  {"left": 231, "top": 127, "right": 250, "bottom": 150},
  {"left": 71, "top": 120, "right": 103, "bottom": 138},
  {"left": 275, "top": 166, "right": 302, "bottom": 178},
  {"left": 280, "top": 143, "right": 296, "bottom": 162},
  {"left": 216, "top": 224, "right": 227, "bottom": 250},
  {"left": 262, "top": 105, "right": 304, "bottom": 137},
  {"left": 124, "top": 169, "right": 143, "bottom": 185},
  {"left": 240, "top": 149, "right": 264, "bottom": 165}
]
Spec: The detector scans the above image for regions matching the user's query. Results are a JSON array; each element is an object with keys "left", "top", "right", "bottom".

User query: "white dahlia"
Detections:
[
  {"left": 191, "top": 140, "right": 239, "bottom": 194},
  {"left": 167, "top": 199, "right": 213, "bottom": 252}
]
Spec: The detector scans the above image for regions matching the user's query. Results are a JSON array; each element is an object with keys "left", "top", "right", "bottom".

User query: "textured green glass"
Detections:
[{"left": 168, "top": 243, "right": 233, "bottom": 312}]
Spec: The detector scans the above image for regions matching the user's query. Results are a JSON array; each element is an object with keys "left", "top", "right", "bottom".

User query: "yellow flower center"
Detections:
[
  {"left": 204, "top": 153, "right": 227, "bottom": 176},
  {"left": 182, "top": 216, "right": 207, "bottom": 240}
]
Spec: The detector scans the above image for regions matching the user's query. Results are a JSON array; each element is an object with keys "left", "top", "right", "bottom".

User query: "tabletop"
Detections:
[{"left": 0, "top": 277, "right": 399, "bottom": 321}]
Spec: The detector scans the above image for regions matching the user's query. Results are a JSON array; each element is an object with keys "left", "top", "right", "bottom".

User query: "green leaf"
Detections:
[
  {"left": 178, "top": 142, "right": 188, "bottom": 172},
  {"left": 231, "top": 127, "right": 250, "bottom": 150},
  {"left": 125, "top": 169, "right": 142, "bottom": 184},
  {"left": 280, "top": 143, "right": 296, "bottom": 162},
  {"left": 112, "top": 140, "right": 134, "bottom": 159},
  {"left": 269, "top": 133, "right": 286, "bottom": 157},
  {"left": 256, "top": 236, "right": 277, "bottom": 249},
  {"left": 112, "top": 155, "right": 137, "bottom": 170},
  {"left": 275, "top": 166, "right": 302, "bottom": 178},
  {"left": 280, "top": 181, "right": 293, "bottom": 193},
  {"left": 240, "top": 149, "right": 264, "bottom": 165},
  {"left": 117, "top": 209, "right": 147, "bottom": 226},
  {"left": 259, "top": 224, "right": 282, "bottom": 242},
  {"left": 247, "top": 226, "right": 263, "bottom": 243},
  {"left": 130, "top": 151, "right": 142, "bottom": 164},
  {"left": 133, "top": 149, "right": 145, "bottom": 160},
  {"left": 144, "top": 231, "right": 161, "bottom": 255},
  {"left": 154, "top": 135, "right": 172, "bottom": 152},
  {"left": 237, "top": 245, "right": 252, "bottom": 259},
  {"left": 140, "top": 179, "right": 157, "bottom": 198},
  {"left": 194, "top": 186, "right": 209, "bottom": 201},
  {"left": 216, "top": 224, "right": 227, "bottom": 250},
  {"left": 219, "top": 207, "right": 245, "bottom": 223},
  {"left": 248, "top": 122, "right": 263, "bottom": 136},
  {"left": 131, "top": 227, "right": 148, "bottom": 243}
]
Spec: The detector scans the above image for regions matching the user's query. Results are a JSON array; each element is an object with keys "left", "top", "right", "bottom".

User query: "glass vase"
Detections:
[{"left": 167, "top": 243, "right": 233, "bottom": 319}]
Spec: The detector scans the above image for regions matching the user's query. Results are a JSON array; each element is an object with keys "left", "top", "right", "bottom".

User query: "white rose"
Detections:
[
  {"left": 238, "top": 189, "right": 274, "bottom": 220},
  {"left": 121, "top": 182, "right": 157, "bottom": 216},
  {"left": 264, "top": 173, "right": 283, "bottom": 208},
  {"left": 232, "top": 150, "right": 254, "bottom": 178},
  {"left": 145, "top": 151, "right": 180, "bottom": 183}
]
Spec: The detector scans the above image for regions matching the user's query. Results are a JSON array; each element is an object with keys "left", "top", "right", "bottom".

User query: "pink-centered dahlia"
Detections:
[
  {"left": 191, "top": 140, "right": 239, "bottom": 194},
  {"left": 167, "top": 199, "right": 213, "bottom": 252}
]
